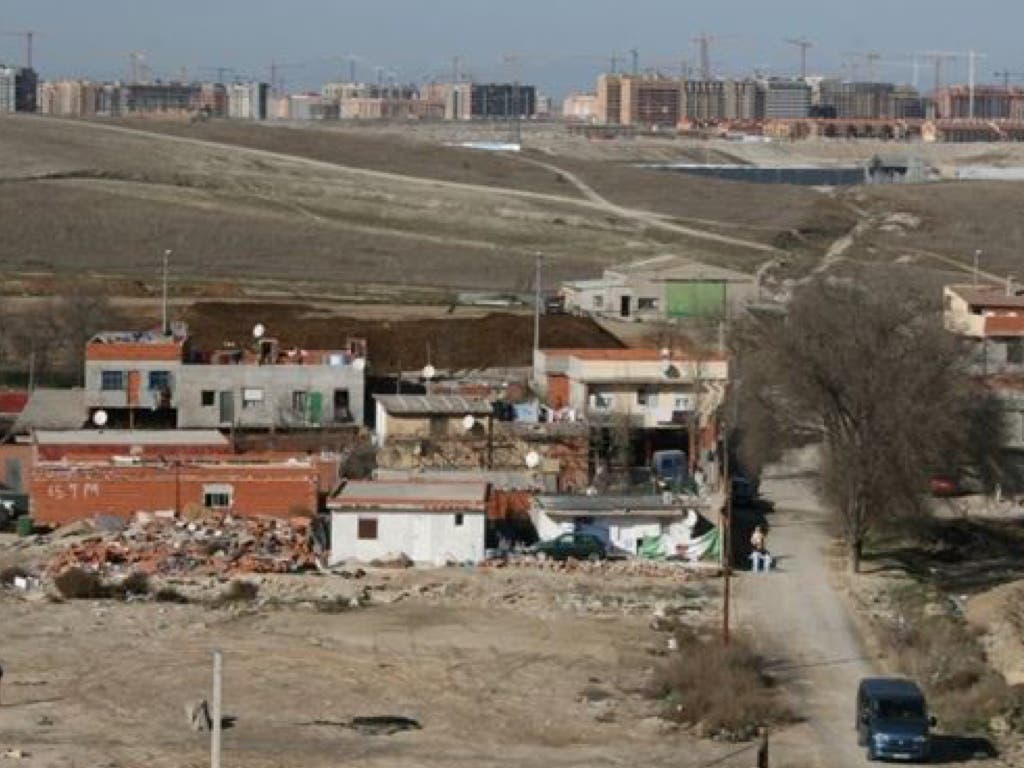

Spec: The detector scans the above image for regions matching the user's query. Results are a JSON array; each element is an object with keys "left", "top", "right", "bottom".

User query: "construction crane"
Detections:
[
  {"left": 199, "top": 66, "right": 237, "bottom": 84},
  {"left": 994, "top": 69, "right": 1024, "bottom": 90},
  {"left": 918, "top": 51, "right": 959, "bottom": 95},
  {"left": 1, "top": 30, "right": 39, "bottom": 69},
  {"left": 784, "top": 37, "right": 814, "bottom": 78},
  {"left": 691, "top": 33, "right": 737, "bottom": 80},
  {"left": 842, "top": 50, "right": 884, "bottom": 82},
  {"left": 267, "top": 60, "right": 305, "bottom": 97}
]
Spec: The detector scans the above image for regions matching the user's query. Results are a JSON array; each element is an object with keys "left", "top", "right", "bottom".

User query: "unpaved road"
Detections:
[{"left": 735, "top": 466, "right": 1005, "bottom": 768}]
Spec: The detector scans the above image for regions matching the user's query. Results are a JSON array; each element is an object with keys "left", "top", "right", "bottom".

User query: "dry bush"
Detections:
[
  {"left": 648, "top": 630, "right": 793, "bottom": 739},
  {"left": 214, "top": 580, "right": 259, "bottom": 606},
  {"left": 54, "top": 568, "right": 107, "bottom": 599},
  {"left": 880, "top": 585, "right": 1024, "bottom": 734},
  {"left": 154, "top": 586, "right": 190, "bottom": 604}
]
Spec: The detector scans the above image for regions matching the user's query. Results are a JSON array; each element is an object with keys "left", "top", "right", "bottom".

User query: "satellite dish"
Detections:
[
  {"left": 462, "top": 414, "right": 476, "bottom": 431},
  {"left": 253, "top": 323, "right": 266, "bottom": 339},
  {"left": 352, "top": 357, "right": 367, "bottom": 371},
  {"left": 525, "top": 451, "right": 540, "bottom": 469},
  {"left": 92, "top": 410, "right": 108, "bottom": 428},
  {"left": 422, "top": 364, "right": 436, "bottom": 381}
]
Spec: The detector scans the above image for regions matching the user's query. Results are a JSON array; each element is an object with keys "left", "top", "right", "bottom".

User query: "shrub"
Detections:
[
  {"left": 649, "top": 630, "right": 793, "bottom": 738},
  {"left": 154, "top": 587, "right": 190, "bottom": 604},
  {"left": 215, "top": 580, "right": 259, "bottom": 606},
  {"left": 54, "top": 568, "right": 107, "bottom": 599}
]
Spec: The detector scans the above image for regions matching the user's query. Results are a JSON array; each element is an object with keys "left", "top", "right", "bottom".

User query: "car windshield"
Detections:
[{"left": 877, "top": 699, "right": 924, "bottom": 720}]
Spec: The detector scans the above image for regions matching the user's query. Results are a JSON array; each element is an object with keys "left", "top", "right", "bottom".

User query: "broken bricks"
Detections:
[{"left": 47, "top": 511, "right": 319, "bottom": 579}]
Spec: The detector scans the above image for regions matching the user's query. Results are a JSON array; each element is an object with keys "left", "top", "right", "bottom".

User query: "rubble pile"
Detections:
[
  {"left": 482, "top": 556, "right": 719, "bottom": 579},
  {"left": 46, "top": 512, "right": 320, "bottom": 577}
]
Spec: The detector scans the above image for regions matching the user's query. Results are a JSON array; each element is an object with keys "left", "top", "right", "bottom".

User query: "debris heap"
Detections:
[{"left": 46, "top": 512, "right": 319, "bottom": 577}]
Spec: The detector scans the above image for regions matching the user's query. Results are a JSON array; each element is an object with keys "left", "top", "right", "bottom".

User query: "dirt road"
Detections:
[{"left": 734, "top": 468, "right": 876, "bottom": 768}]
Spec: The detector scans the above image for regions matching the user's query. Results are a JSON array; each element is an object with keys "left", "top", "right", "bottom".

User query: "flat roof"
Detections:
[
  {"left": 13, "top": 389, "right": 86, "bottom": 433},
  {"left": 331, "top": 480, "right": 489, "bottom": 510},
  {"left": 535, "top": 494, "right": 706, "bottom": 514},
  {"left": 947, "top": 285, "right": 1024, "bottom": 310},
  {"left": 89, "top": 330, "right": 183, "bottom": 346},
  {"left": 375, "top": 394, "right": 493, "bottom": 416},
  {"left": 33, "top": 430, "right": 230, "bottom": 446}
]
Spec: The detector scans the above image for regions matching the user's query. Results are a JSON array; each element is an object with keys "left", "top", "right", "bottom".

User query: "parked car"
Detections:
[
  {"left": 532, "top": 532, "right": 607, "bottom": 561},
  {"left": 856, "top": 677, "right": 935, "bottom": 762}
]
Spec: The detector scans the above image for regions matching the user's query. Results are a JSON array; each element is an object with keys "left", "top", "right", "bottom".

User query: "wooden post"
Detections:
[
  {"left": 211, "top": 650, "right": 222, "bottom": 768},
  {"left": 757, "top": 727, "right": 769, "bottom": 768}
]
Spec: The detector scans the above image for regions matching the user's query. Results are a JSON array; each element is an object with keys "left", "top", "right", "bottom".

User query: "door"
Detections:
[
  {"left": 333, "top": 389, "right": 351, "bottom": 423},
  {"left": 218, "top": 391, "right": 234, "bottom": 425},
  {"left": 620, "top": 295, "right": 631, "bottom": 318},
  {"left": 308, "top": 392, "right": 323, "bottom": 426}
]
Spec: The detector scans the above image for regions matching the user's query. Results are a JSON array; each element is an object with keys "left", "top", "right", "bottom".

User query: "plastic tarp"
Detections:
[{"left": 639, "top": 526, "right": 720, "bottom": 562}]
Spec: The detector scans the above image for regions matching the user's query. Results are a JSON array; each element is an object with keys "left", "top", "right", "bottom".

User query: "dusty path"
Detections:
[{"left": 733, "top": 468, "right": 877, "bottom": 768}]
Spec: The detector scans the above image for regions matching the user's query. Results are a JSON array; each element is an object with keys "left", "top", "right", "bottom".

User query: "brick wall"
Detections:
[{"left": 31, "top": 463, "right": 318, "bottom": 526}]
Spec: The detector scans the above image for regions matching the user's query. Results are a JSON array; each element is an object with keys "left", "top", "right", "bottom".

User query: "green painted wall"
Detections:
[{"left": 666, "top": 281, "right": 726, "bottom": 318}]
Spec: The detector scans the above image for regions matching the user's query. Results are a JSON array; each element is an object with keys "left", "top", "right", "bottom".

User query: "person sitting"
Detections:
[{"left": 749, "top": 525, "right": 772, "bottom": 572}]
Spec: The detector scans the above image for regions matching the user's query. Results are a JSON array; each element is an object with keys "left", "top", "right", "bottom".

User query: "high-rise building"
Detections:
[
  {"left": 936, "top": 85, "right": 1024, "bottom": 120},
  {"left": 758, "top": 79, "right": 811, "bottom": 119},
  {"left": 596, "top": 74, "right": 623, "bottom": 124},
  {"left": 0, "top": 66, "right": 15, "bottom": 113},
  {"left": 14, "top": 67, "right": 37, "bottom": 112},
  {"left": 682, "top": 79, "right": 758, "bottom": 121},
  {"left": 470, "top": 83, "right": 536, "bottom": 119},
  {"left": 227, "top": 82, "right": 270, "bottom": 120}
]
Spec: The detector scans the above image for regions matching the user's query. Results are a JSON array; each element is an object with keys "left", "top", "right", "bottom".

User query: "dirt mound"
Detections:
[{"left": 183, "top": 303, "right": 623, "bottom": 371}]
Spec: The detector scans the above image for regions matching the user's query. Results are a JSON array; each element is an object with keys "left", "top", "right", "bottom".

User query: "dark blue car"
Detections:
[{"left": 857, "top": 678, "right": 935, "bottom": 762}]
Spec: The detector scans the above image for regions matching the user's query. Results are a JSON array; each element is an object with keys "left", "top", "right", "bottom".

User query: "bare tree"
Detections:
[
  {"left": 735, "top": 273, "right": 1009, "bottom": 573},
  {"left": 57, "top": 290, "right": 114, "bottom": 381}
]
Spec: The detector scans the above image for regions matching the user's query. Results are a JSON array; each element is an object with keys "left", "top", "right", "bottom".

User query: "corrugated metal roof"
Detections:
[
  {"left": 13, "top": 389, "right": 86, "bottom": 432},
  {"left": 535, "top": 494, "right": 706, "bottom": 515},
  {"left": 34, "top": 430, "right": 230, "bottom": 446},
  {"left": 330, "top": 480, "right": 489, "bottom": 510},
  {"left": 375, "top": 394, "right": 493, "bottom": 416},
  {"left": 373, "top": 469, "right": 543, "bottom": 490}
]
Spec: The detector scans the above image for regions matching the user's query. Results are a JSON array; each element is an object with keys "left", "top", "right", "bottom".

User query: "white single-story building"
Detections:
[
  {"left": 531, "top": 493, "right": 710, "bottom": 558},
  {"left": 329, "top": 480, "right": 488, "bottom": 565}
]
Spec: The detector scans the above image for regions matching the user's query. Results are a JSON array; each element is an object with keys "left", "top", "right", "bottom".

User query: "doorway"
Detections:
[
  {"left": 218, "top": 391, "right": 234, "bottom": 425},
  {"left": 620, "top": 295, "right": 631, "bottom": 318}
]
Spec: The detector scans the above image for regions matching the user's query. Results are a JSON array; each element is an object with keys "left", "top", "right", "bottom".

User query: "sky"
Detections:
[{"left": 1, "top": 0, "right": 1020, "bottom": 96}]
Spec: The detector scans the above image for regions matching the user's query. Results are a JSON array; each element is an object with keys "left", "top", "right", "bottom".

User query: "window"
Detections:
[
  {"left": 638, "top": 297, "right": 659, "bottom": 311},
  {"left": 148, "top": 370, "right": 171, "bottom": 391},
  {"left": 292, "top": 390, "right": 308, "bottom": 414},
  {"left": 454, "top": 513, "right": 464, "bottom": 527},
  {"left": 357, "top": 517, "right": 378, "bottom": 540},
  {"left": 592, "top": 295, "right": 604, "bottom": 309},
  {"left": 1007, "top": 338, "right": 1024, "bottom": 365},
  {"left": 202, "top": 484, "right": 233, "bottom": 509},
  {"left": 591, "top": 393, "right": 613, "bottom": 410},
  {"left": 101, "top": 371, "right": 125, "bottom": 391},
  {"left": 201, "top": 390, "right": 216, "bottom": 407},
  {"left": 242, "top": 388, "right": 264, "bottom": 409},
  {"left": 637, "top": 387, "right": 653, "bottom": 406}
]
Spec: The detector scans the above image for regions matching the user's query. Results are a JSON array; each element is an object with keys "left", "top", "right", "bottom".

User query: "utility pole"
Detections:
[
  {"left": 533, "top": 252, "right": 543, "bottom": 358},
  {"left": 967, "top": 50, "right": 988, "bottom": 119},
  {"left": 211, "top": 649, "right": 223, "bottom": 768},
  {"left": 162, "top": 249, "right": 172, "bottom": 335}
]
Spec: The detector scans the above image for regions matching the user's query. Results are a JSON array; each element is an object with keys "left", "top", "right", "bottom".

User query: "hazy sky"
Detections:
[{"left": 1, "top": 0, "right": 1019, "bottom": 95}]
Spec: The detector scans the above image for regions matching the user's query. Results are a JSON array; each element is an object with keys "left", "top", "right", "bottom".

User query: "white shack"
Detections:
[
  {"left": 530, "top": 494, "right": 708, "bottom": 558},
  {"left": 329, "top": 480, "right": 488, "bottom": 565}
]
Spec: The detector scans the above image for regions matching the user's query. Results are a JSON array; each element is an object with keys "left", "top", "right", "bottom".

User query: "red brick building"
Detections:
[{"left": 31, "top": 459, "right": 320, "bottom": 526}]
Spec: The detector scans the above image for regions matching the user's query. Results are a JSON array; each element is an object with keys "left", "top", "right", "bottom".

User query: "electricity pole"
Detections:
[
  {"left": 162, "top": 249, "right": 172, "bottom": 335},
  {"left": 533, "top": 252, "right": 543, "bottom": 359},
  {"left": 211, "top": 649, "right": 223, "bottom": 768}
]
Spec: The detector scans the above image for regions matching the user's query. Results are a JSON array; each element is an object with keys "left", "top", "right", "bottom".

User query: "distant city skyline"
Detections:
[{"left": 1, "top": 0, "right": 1021, "bottom": 95}]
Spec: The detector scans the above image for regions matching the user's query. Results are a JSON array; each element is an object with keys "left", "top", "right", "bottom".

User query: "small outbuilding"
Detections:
[
  {"left": 329, "top": 480, "right": 489, "bottom": 565},
  {"left": 531, "top": 493, "right": 712, "bottom": 559}
]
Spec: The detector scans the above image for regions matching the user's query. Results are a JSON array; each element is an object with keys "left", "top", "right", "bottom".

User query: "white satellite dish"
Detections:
[
  {"left": 462, "top": 414, "right": 476, "bottom": 431},
  {"left": 422, "top": 364, "right": 436, "bottom": 381},
  {"left": 92, "top": 410, "right": 109, "bottom": 428},
  {"left": 352, "top": 357, "right": 367, "bottom": 371},
  {"left": 525, "top": 451, "right": 540, "bottom": 469},
  {"left": 253, "top": 323, "right": 266, "bottom": 339}
]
